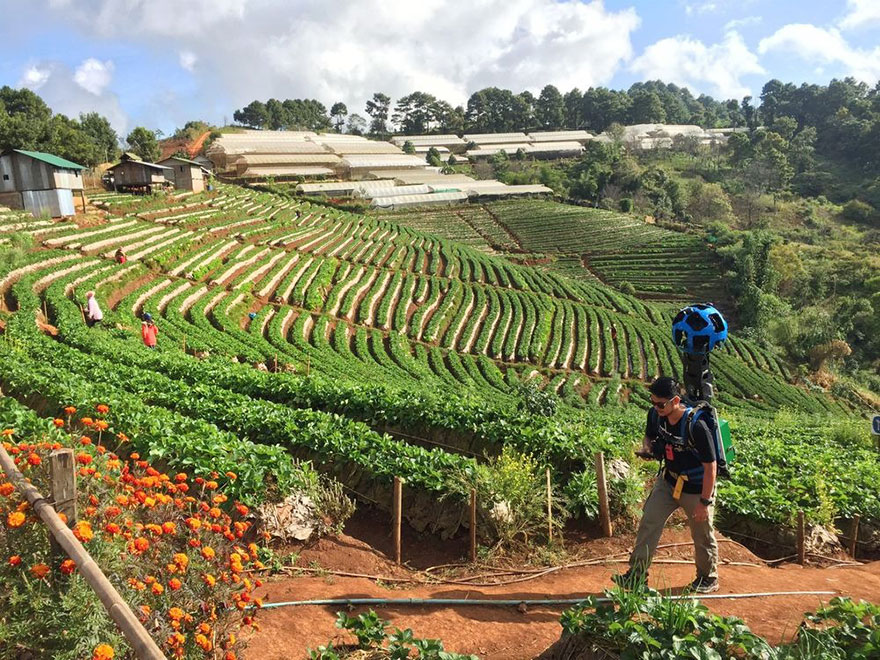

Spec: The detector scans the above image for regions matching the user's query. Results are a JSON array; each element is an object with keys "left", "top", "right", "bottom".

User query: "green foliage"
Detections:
[
  {"left": 515, "top": 380, "right": 559, "bottom": 417},
  {"left": 842, "top": 199, "right": 875, "bottom": 225},
  {"left": 125, "top": 126, "right": 161, "bottom": 162},
  {"left": 402, "top": 140, "right": 416, "bottom": 154}
]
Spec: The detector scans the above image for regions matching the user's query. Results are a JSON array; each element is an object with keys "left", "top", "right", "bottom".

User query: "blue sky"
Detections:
[{"left": 1, "top": 0, "right": 878, "bottom": 136}]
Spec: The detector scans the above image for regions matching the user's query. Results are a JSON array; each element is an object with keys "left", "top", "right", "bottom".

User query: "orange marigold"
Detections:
[
  {"left": 200, "top": 547, "right": 215, "bottom": 560},
  {"left": 64, "top": 406, "right": 77, "bottom": 415},
  {"left": 8, "top": 555, "right": 22, "bottom": 566},
  {"left": 76, "top": 453, "right": 93, "bottom": 465},
  {"left": 168, "top": 607, "right": 185, "bottom": 621},
  {"left": 7, "top": 511, "right": 25, "bottom": 528},
  {"left": 151, "top": 582, "right": 164, "bottom": 596},
  {"left": 80, "top": 436, "right": 92, "bottom": 445},
  {"left": 73, "top": 521, "right": 94, "bottom": 542},
  {"left": 168, "top": 577, "right": 182, "bottom": 591},
  {"left": 96, "top": 404, "right": 109, "bottom": 415},
  {"left": 81, "top": 417, "right": 94, "bottom": 426},
  {"left": 94, "top": 420, "right": 109, "bottom": 431},
  {"left": 104, "top": 522, "right": 121, "bottom": 535},
  {"left": 60, "top": 559, "right": 76, "bottom": 575},
  {"left": 162, "top": 522, "right": 176, "bottom": 535},
  {"left": 172, "top": 553, "right": 189, "bottom": 569},
  {"left": 30, "top": 563, "right": 50, "bottom": 579},
  {"left": 92, "top": 644, "right": 114, "bottom": 660},
  {"left": 0, "top": 482, "right": 14, "bottom": 496},
  {"left": 53, "top": 418, "right": 64, "bottom": 428},
  {"left": 133, "top": 537, "right": 150, "bottom": 553},
  {"left": 26, "top": 453, "right": 41, "bottom": 467}
]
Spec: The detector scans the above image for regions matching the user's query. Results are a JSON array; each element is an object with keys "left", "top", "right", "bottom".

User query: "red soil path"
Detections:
[{"left": 243, "top": 518, "right": 880, "bottom": 660}]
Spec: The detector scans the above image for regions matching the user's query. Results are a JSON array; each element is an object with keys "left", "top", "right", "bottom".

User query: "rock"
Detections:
[{"left": 257, "top": 493, "right": 317, "bottom": 542}]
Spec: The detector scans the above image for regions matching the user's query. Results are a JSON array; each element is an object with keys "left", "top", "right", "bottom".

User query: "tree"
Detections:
[
  {"left": 581, "top": 87, "right": 630, "bottom": 132},
  {"left": 536, "top": 85, "right": 565, "bottom": 130},
  {"left": 401, "top": 140, "right": 415, "bottom": 154},
  {"left": 563, "top": 88, "right": 583, "bottom": 129},
  {"left": 365, "top": 93, "right": 391, "bottom": 136},
  {"left": 346, "top": 113, "right": 367, "bottom": 136},
  {"left": 125, "top": 126, "right": 160, "bottom": 162},
  {"left": 47, "top": 115, "right": 101, "bottom": 167},
  {"left": 232, "top": 100, "right": 268, "bottom": 129},
  {"left": 628, "top": 90, "right": 666, "bottom": 124},
  {"left": 79, "top": 112, "right": 119, "bottom": 164},
  {"left": 426, "top": 147, "right": 443, "bottom": 167},
  {"left": 330, "top": 102, "right": 348, "bottom": 133},
  {"left": 392, "top": 92, "right": 438, "bottom": 134},
  {"left": 0, "top": 86, "right": 53, "bottom": 151}
]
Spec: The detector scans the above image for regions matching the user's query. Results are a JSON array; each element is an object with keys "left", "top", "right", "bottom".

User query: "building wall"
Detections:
[
  {"left": 22, "top": 189, "right": 75, "bottom": 218},
  {"left": 113, "top": 161, "right": 167, "bottom": 187},
  {"left": 1, "top": 153, "right": 84, "bottom": 193}
]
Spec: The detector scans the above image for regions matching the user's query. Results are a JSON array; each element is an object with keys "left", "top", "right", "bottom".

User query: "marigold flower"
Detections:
[
  {"left": 130, "top": 452, "right": 139, "bottom": 460},
  {"left": 186, "top": 517, "right": 201, "bottom": 531},
  {"left": 7, "top": 511, "right": 25, "bottom": 528},
  {"left": 195, "top": 634, "right": 212, "bottom": 651},
  {"left": 8, "top": 555, "right": 22, "bottom": 566},
  {"left": 96, "top": 404, "right": 109, "bottom": 415},
  {"left": 60, "top": 559, "right": 76, "bottom": 575},
  {"left": 0, "top": 482, "right": 14, "bottom": 496},
  {"left": 76, "top": 453, "right": 93, "bottom": 465},
  {"left": 133, "top": 537, "right": 150, "bottom": 553},
  {"left": 202, "top": 573, "right": 216, "bottom": 587},
  {"left": 92, "top": 644, "right": 114, "bottom": 660},
  {"left": 205, "top": 480, "right": 219, "bottom": 491},
  {"left": 81, "top": 417, "right": 94, "bottom": 426},
  {"left": 1, "top": 428, "right": 13, "bottom": 436},
  {"left": 198, "top": 622, "right": 212, "bottom": 634},
  {"left": 235, "top": 503, "right": 249, "bottom": 516},
  {"left": 209, "top": 507, "right": 221, "bottom": 519},
  {"left": 53, "top": 418, "right": 64, "bottom": 428},
  {"left": 151, "top": 582, "right": 164, "bottom": 595},
  {"left": 168, "top": 577, "right": 182, "bottom": 591},
  {"left": 80, "top": 436, "right": 92, "bottom": 445},
  {"left": 58, "top": 512, "right": 68, "bottom": 524},
  {"left": 73, "top": 521, "right": 94, "bottom": 542},
  {"left": 172, "top": 552, "right": 189, "bottom": 569},
  {"left": 115, "top": 432, "right": 129, "bottom": 443},
  {"left": 27, "top": 453, "right": 41, "bottom": 467},
  {"left": 104, "top": 505, "right": 121, "bottom": 517},
  {"left": 104, "top": 522, "right": 121, "bottom": 535},
  {"left": 168, "top": 607, "right": 185, "bottom": 621},
  {"left": 64, "top": 406, "right": 77, "bottom": 415},
  {"left": 200, "top": 546, "right": 215, "bottom": 560},
  {"left": 30, "top": 563, "right": 50, "bottom": 579}
]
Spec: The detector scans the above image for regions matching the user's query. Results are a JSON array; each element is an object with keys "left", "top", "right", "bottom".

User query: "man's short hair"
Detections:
[{"left": 649, "top": 376, "right": 680, "bottom": 399}]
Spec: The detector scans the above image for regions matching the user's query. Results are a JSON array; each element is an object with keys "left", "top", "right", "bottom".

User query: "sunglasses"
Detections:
[{"left": 651, "top": 398, "right": 676, "bottom": 410}]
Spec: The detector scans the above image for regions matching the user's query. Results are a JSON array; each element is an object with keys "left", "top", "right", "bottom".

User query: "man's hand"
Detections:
[{"left": 693, "top": 503, "right": 709, "bottom": 523}]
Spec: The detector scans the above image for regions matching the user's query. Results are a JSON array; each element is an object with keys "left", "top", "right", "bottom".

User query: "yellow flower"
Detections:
[{"left": 6, "top": 511, "right": 26, "bottom": 528}]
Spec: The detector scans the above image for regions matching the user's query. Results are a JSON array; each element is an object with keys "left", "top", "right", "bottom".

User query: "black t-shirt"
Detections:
[{"left": 646, "top": 408, "right": 715, "bottom": 494}]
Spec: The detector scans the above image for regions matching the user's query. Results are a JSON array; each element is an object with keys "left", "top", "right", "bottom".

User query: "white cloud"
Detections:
[
  {"left": 17, "top": 60, "right": 128, "bottom": 134},
  {"left": 630, "top": 30, "right": 765, "bottom": 100},
  {"left": 19, "top": 65, "right": 51, "bottom": 90},
  {"left": 839, "top": 0, "right": 880, "bottom": 30},
  {"left": 73, "top": 58, "right": 114, "bottom": 95},
  {"left": 20, "top": 0, "right": 641, "bottom": 113},
  {"left": 759, "top": 24, "right": 880, "bottom": 84},
  {"left": 724, "top": 16, "right": 762, "bottom": 31},
  {"left": 179, "top": 51, "right": 197, "bottom": 72}
]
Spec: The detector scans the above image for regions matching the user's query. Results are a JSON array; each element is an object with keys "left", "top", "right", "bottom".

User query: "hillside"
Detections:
[{"left": 0, "top": 186, "right": 877, "bottom": 553}]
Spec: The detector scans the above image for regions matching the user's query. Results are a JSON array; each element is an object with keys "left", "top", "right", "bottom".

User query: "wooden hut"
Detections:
[
  {"left": 106, "top": 159, "right": 169, "bottom": 193},
  {"left": 0, "top": 149, "right": 86, "bottom": 217},
  {"left": 157, "top": 156, "right": 209, "bottom": 193}
]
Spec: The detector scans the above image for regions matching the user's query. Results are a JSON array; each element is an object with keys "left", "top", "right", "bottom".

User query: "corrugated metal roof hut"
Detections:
[
  {"left": 106, "top": 160, "right": 169, "bottom": 193},
  {"left": 157, "top": 156, "right": 209, "bottom": 193},
  {"left": 0, "top": 149, "right": 86, "bottom": 217}
]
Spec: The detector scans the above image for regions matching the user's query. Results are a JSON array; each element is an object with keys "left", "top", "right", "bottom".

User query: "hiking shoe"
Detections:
[
  {"left": 611, "top": 569, "right": 648, "bottom": 589},
  {"left": 690, "top": 575, "right": 719, "bottom": 594}
]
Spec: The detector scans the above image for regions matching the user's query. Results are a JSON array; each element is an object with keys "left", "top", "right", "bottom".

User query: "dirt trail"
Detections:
[{"left": 243, "top": 523, "right": 880, "bottom": 660}]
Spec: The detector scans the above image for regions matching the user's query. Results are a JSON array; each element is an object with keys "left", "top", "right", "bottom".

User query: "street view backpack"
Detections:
[{"left": 683, "top": 401, "right": 734, "bottom": 479}]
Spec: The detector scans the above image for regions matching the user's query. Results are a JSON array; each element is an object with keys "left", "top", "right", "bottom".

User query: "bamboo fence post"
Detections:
[
  {"left": 546, "top": 467, "right": 553, "bottom": 543},
  {"left": 0, "top": 443, "right": 166, "bottom": 659},
  {"left": 849, "top": 515, "right": 860, "bottom": 558},
  {"left": 79, "top": 304, "right": 86, "bottom": 324},
  {"left": 797, "top": 510, "right": 805, "bottom": 565},
  {"left": 42, "top": 299, "right": 48, "bottom": 321},
  {"left": 469, "top": 488, "right": 477, "bottom": 563},
  {"left": 595, "top": 451, "right": 612, "bottom": 538},
  {"left": 392, "top": 477, "right": 402, "bottom": 565}
]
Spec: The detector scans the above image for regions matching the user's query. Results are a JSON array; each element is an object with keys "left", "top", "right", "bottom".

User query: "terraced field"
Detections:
[
  {"left": 385, "top": 200, "right": 729, "bottom": 307},
  {"left": 0, "top": 187, "right": 869, "bottom": 537}
]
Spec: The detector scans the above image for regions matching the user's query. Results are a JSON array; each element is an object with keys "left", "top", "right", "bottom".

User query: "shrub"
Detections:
[
  {"left": 841, "top": 199, "right": 875, "bottom": 225},
  {"left": 618, "top": 198, "right": 633, "bottom": 212}
]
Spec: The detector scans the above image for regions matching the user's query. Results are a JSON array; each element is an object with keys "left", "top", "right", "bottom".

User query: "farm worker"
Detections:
[
  {"left": 141, "top": 312, "right": 159, "bottom": 349},
  {"left": 613, "top": 376, "right": 719, "bottom": 594},
  {"left": 85, "top": 291, "right": 103, "bottom": 328},
  {"left": 115, "top": 248, "right": 127, "bottom": 264}
]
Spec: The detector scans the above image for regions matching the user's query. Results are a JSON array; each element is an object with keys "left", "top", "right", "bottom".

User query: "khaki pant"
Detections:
[{"left": 629, "top": 476, "right": 718, "bottom": 579}]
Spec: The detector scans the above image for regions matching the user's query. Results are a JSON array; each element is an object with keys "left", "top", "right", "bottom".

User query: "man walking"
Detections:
[
  {"left": 614, "top": 376, "right": 719, "bottom": 593},
  {"left": 85, "top": 291, "right": 103, "bottom": 328}
]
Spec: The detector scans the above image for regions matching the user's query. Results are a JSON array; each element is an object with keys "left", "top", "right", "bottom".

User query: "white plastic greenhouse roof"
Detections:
[
  {"left": 240, "top": 166, "right": 335, "bottom": 178},
  {"left": 359, "top": 183, "right": 432, "bottom": 198},
  {"left": 528, "top": 141, "right": 585, "bottom": 152},
  {"left": 465, "top": 184, "right": 552, "bottom": 197},
  {"left": 214, "top": 142, "right": 328, "bottom": 155},
  {"left": 296, "top": 181, "right": 360, "bottom": 194},
  {"left": 233, "top": 154, "right": 341, "bottom": 165},
  {"left": 527, "top": 131, "right": 593, "bottom": 142},
  {"left": 341, "top": 155, "right": 427, "bottom": 169},
  {"left": 352, "top": 180, "right": 398, "bottom": 195},
  {"left": 413, "top": 145, "right": 450, "bottom": 153},
  {"left": 464, "top": 132, "right": 528, "bottom": 142},
  {"left": 370, "top": 191, "right": 468, "bottom": 208},
  {"left": 324, "top": 142, "right": 403, "bottom": 155},
  {"left": 391, "top": 134, "right": 464, "bottom": 145}
]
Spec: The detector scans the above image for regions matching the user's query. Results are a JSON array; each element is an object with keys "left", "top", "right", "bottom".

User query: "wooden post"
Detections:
[
  {"left": 42, "top": 299, "right": 48, "bottom": 321},
  {"left": 49, "top": 449, "right": 76, "bottom": 559},
  {"left": 79, "top": 304, "right": 86, "bottom": 324},
  {"left": 546, "top": 467, "right": 553, "bottom": 542},
  {"left": 797, "top": 510, "right": 805, "bottom": 565},
  {"left": 392, "top": 477, "right": 402, "bottom": 565},
  {"left": 595, "top": 451, "right": 612, "bottom": 538},
  {"left": 469, "top": 488, "right": 477, "bottom": 562},
  {"left": 849, "top": 515, "right": 860, "bottom": 558}
]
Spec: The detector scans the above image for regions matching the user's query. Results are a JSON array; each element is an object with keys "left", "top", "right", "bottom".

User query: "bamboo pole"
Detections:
[
  {"left": 469, "top": 488, "right": 477, "bottom": 563},
  {"left": 797, "top": 510, "right": 805, "bottom": 565},
  {"left": 0, "top": 442, "right": 166, "bottom": 659},
  {"left": 849, "top": 515, "right": 860, "bottom": 559},
  {"left": 546, "top": 467, "right": 553, "bottom": 543},
  {"left": 392, "top": 477, "right": 402, "bottom": 565},
  {"left": 49, "top": 449, "right": 77, "bottom": 558},
  {"left": 595, "top": 452, "right": 612, "bottom": 538}
]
